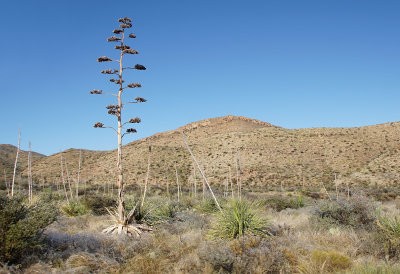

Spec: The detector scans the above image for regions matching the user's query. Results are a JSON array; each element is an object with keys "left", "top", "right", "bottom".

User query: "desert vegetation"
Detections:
[{"left": 2, "top": 12, "right": 400, "bottom": 274}]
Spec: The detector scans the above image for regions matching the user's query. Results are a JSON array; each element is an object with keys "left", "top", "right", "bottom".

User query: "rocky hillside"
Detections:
[
  {"left": 22, "top": 115, "right": 400, "bottom": 188},
  {"left": 0, "top": 144, "right": 45, "bottom": 179}
]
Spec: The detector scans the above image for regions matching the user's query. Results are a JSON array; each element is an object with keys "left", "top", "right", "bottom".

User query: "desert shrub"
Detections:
[
  {"left": 196, "top": 198, "right": 219, "bottom": 213},
  {"left": 298, "top": 249, "right": 352, "bottom": 273},
  {"left": 313, "top": 197, "right": 375, "bottom": 229},
  {"left": 376, "top": 211, "right": 400, "bottom": 259},
  {"left": 82, "top": 194, "right": 116, "bottom": 215},
  {"left": 263, "top": 195, "right": 306, "bottom": 211},
  {"left": 61, "top": 200, "right": 89, "bottom": 217},
  {"left": 230, "top": 236, "right": 290, "bottom": 273},
  {"left": 211, "top": 199, "right": 269, "bottom": 239},
  {"left": 0, "top": 195, "right": 57, "bottom": 264},
  {"left": 154, "top": 200, "right": 180, "bottom": 220},
  {"left": 39, "top": 190, "right": 64, "bottom": 203},
  {"left": 198, "top": 242, "right": 234, "bottom": 272}
]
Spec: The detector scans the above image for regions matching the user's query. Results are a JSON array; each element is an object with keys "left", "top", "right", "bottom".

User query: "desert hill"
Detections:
[
  {"left": 21, "top": 116, "right": 400, "bottom": 188},
  {"left": 0, "top": 144, "right": 45, "bottom": 179}
]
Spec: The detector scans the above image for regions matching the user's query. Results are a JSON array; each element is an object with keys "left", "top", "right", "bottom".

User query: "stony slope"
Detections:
[
  {"left": 0, "top": 144, "right": 46, "bottom": 179},
  {"left": 27, "top": 116, "right": 400, "bottom": 188}
]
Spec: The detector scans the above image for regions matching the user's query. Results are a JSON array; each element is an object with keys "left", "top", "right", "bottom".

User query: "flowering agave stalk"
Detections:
[{"left": 90, "top": 17, "right": 150, "bottom": 236}]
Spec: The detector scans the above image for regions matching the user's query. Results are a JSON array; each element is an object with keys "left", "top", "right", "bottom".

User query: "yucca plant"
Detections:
[
  {"left": 211, "top": 199, "right": 269, "bottom": 239},
  {"left": 376, "top": 210, "right": 400, "bottom": 258}
]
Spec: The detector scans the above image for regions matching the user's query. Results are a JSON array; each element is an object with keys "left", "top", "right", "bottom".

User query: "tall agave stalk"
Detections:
[{"left": 91, "top": 17, "right": 150, "bottom": 235}]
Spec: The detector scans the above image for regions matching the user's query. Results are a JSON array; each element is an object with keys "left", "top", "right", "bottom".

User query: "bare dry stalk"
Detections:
[
  {"left": 320, "top": 180, "right": 332, "bottom": 201},
  {"left": 238, "top": 149, "right": 242, "bottom": 199},
  {"left": 64, "top": 158, "right": 73, "bottom": 200},
  {"left": 182, "top": 132, "right": 222, "bottom": 211},
  {"left": 166, "top": 175, "right": 169, "bottom": 197},
  {"left": 229, "top": 166, "right": 234, "bottom": 198},
  {"left": 334, "top": 173, "right": 339, "bottom": 200},
  {"left": 141, "top": 144, "right": 152, "bottom": 207},
  {"left": 201, "top": 151, "right": 205, "bottom": 200},
  {"left": 76, "top": 150, "right": 82, "bottom": 200},
  {"left": 175, "top": 162, "right": 180, "bottom": 202},
  {"left": 11, "top": 128, "right": 21, "bottom": 197},
  {"left": 60, "top": 152, "right": 70, "bottom": 204},
  {"left": 193, "top": 162, "right": 197, "bottom": 197}
]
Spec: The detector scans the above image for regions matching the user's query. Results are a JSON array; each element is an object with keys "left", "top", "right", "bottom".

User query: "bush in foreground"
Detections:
[{"left": 0, "top": 195, "right": 57, "bottom": 264}]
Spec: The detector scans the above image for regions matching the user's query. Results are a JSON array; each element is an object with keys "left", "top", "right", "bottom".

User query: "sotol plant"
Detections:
[{"left": 90, "top": 17, "right": 150, "bottom": 235}]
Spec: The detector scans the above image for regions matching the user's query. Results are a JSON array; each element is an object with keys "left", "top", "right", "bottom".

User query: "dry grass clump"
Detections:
[
  {"left": 65, "top": 252, "right": 119, "bottom": 273},
  {"left": 298, "top": 249, "right": 352, "bottom": 273},
  {"left": 262, "top": 194, "right": 307, "bottom": 211}
]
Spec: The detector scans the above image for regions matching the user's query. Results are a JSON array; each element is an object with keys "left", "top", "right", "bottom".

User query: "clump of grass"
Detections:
[
  {"left": 61, "top": 200, "right": 90, "bottom": 217},
  {"left": 299, "top": 249, "right": 352, "bottom": 273},
  {"left": 154, "top": 200, "right": 179, "bottom": 220},
  {"left": 211, "top": 199, "right": 269, "bottom": 239},
  {"left": 313, "top": 196, "right": 375, "bottom": 229}
]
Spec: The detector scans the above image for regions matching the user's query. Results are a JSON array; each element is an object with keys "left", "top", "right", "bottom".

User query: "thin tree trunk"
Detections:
[
  {"left": 182, "top": 132, "right": 221, "bottom": 211},
  {"left": 175, "top": 162, "right": 180, "bottom": 202},
  {"left": 11, "top": 128, "right": 21, "bottom": 197},
  {"left": 76, "top": 150, "right": 82, "bottom": 200},
  {"left": 141, "top": 144, "right": 152, "bottom": 207},
  {"left": 193, "top": 163, "right": 197, "bottom": 198},
  {"left": 60, "top": 152, "right": 69, "bottom": 204}
]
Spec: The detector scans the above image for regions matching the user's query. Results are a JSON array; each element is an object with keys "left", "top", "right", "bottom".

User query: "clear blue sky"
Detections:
[{"left": 1, "top": 0, "right": 399, "bottom": 155}]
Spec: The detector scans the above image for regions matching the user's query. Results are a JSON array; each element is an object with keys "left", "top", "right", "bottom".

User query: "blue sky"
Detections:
[{"left": 0, "top": 0, "right": 399, "bottom": 155}]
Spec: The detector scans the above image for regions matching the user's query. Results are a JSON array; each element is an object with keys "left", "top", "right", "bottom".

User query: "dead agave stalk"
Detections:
[
  {"left": 141, "top": 144, "right": 152, "bottom": 207},
  {"left": 60, "top": 151, "right": 70, "bottom": 204},
  {"left": 182, "top": 132, "right": 222, "bottom": 211},
  {"left": 4, "top": 170, "right": 9, "bottom": 196},
  {"left": 11, "top": 128, "right": 21, "bottom": 197},
  {"left": 76, "top": 150, "right": 82, "bottom": 200},
  {"left": 175, "top": 162, "right": 180, "bottom": 202}
]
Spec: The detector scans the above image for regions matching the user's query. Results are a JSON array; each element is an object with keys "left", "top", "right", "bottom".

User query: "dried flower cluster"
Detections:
[
  {"left": 106, "top": 105, "right": 121, "bottom": 116},
  {"left": 93, "top": 122, "right": 104, "bottom": 128},
  {"left": 127, "top": 83, "right": 141, "bottom": 88},
  {"left": 120, "top": 23, "right": 132, "bottom": 28},
  {"left": 123, "top": 49, "right": 139, "bottom": 55},
  {"left": 107, "top": 36, "right": 122, "bottom": 42},
  {"left": 128, "top": 117, "right": 141, "bottom": 123},
  {"left": 126, "top": 128, "right": 137, "bottom": 133},
  {"left": 134, "top": 64, "right": 146, "bottom": 70},
  {"left": 97, "top": 56, "right": 112, "bottom": 62},
  {"left": 110, "top": 79, "right": 125, "bottom": 84},
  {"left": 118, "top": 17, "right": 132, "bottom": 23},
  {"left": 101, "top": 69, "right": 118, "bottom": 74},
  {"left": 90, "top": 89, "right": 103, "bottom": 94},
  {"left": 115, "top": 45, "right": 131, "bottom": 50},
  {"left": 129, "top": 33, "right": 136, "bottom": 38},
  {"left": 135, "top": 97, "right": 147, "bottom": 103},
  {"left": 113, "top": 29, "right": 123, "bottom": 34}
]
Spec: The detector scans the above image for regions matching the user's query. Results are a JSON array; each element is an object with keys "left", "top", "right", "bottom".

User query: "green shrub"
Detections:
[
  {"left": 61, "top": 200, "right": 89, "bottom": 216},
  {"left": 0, "top": 195, "right": 57, "bottom": 264},
  {"left": 313, "top": 197, "right": 375, "bottom": 229},
  {"left": 263, "top": 195, "right": 306, "bottom": 211},
  {"left": 211, "top": 199, "right": 269, "bottom": 239},
  {"left": 82, "top": 194, "right": 116, "bottom": 215},
  {"left": 154, "top": 200, "right": 179, "bottom": 220},
  {"left": 347, "top": 262, "right": 400, "bottom": 273},
  {"left": 196, "top": 198, "right": 219, "bottom": 213}
]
